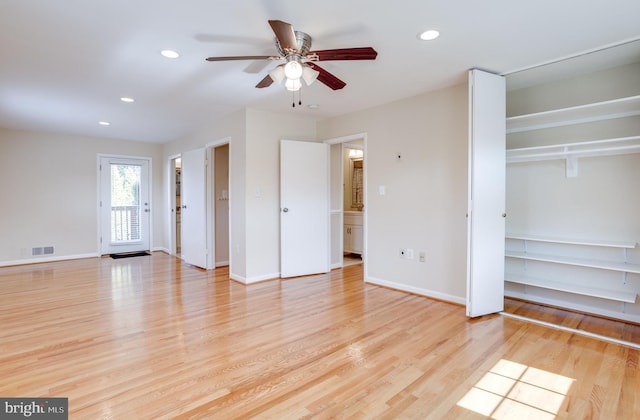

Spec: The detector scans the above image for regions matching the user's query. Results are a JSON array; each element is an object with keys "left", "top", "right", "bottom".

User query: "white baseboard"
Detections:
[
  {"left": 216, "top": 260, "right": 230, "bottom": 267},
  {"left": 230, "top": 271, "right": 280, "bottom": 284},
  {"left": 0, "top": 253, "right": 99, "bottom": 268},
  {"left": 365, "top": 276, "right": 466, "bottom": 305}
]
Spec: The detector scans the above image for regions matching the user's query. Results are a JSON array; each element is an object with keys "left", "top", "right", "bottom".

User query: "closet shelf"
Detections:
[
  {"left": 505, "top": 250, "right": 640, "bottom": 274},
  {"left": 506, "top": 135, "right": 640, "bottom": 163},
  {"left": 506, "top": 95, "right": 640, "bottom": 133},
  {"left": 506, "top": 234, "right": 637, "bottom": 249},
  {"left": 505, "top": 273, "right": 637, "bottom": 303}
]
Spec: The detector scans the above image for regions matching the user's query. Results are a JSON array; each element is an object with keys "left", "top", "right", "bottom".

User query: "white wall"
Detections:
[
  {"left": 163, "top": 108, "right": 317, "bottom": 283},
  {"left": 0, "top": 127, "right": 163, "bottom": 265},
  {"left": 244, "top": 108, "right": 317, "bottom": 281},
  {"left": 163, "top": 109, "right": 247, "bottom": 279},
  {"left": 318, "top": 84, "right": 469, "bottom": 303}
]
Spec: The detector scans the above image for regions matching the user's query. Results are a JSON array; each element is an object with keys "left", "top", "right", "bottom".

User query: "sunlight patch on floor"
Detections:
[{"left": 457, "top": 359, "right": 574, "bottom": 419}]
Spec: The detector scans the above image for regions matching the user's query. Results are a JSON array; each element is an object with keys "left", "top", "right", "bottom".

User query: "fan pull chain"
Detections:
[{"left": 291, "top": 87, "right": 303, "bottom": 107}]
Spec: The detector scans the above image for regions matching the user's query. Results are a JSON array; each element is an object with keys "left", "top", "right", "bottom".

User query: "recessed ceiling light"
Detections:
[
  {"left": 419, "top": 30, "right": 440, "bottom": 41},
  {"left": 307, "top": 104, "right": 319, "bottom": 110},
  {"left": 161, "top": 49, "right": 180, "bottom": 59},
  {"left": 99, "top": 121, "right": 110, "bottom": 126},
  {"left": 120, "top": 97, "right": 135, "bottom": 103}
]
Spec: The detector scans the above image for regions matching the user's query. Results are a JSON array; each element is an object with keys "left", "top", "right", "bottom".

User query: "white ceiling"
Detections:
[{"left": 1, "top": 0, "right": 639, "bottom": 143}]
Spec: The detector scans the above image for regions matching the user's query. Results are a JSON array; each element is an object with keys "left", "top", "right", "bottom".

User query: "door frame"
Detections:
[
  {"left": 168, "top": 153, "right": 181, "bottom": 257},
  {"left": 324, "top": 133, "right": 368, "bottom": 278},
  {"left": 97, "top": 154, "right": 153, "bottom": 256},
  {"left": 167, "top": 138, "right": 231, "bottom": 270},
  {"left": 205, "top": 137, "right": 231, "bottom": 270}
]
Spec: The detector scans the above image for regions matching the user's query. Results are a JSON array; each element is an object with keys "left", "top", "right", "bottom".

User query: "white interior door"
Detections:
[
  {"left": 466, "top": 69, "right": 506, "bottom": 317},
  {"left": 181, "top": 148, "right": 208, "bottom": 269},
  {"left": 99, "top": 156, "right": 150, "bottom": 255},
  {"left": 280, "top": 140, "right": 330, "bottom": 278}
]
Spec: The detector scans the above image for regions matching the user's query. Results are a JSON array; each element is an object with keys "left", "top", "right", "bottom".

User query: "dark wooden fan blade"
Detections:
[
  {"left": 308, "top": 47, "right": 377, "bottom": 61},
  {"left": 268, "top": 20, "right": 298, "bottom": 53},
  {"left": 206, "top": 55, "right": 274, "bottom": 61},
  {"left": 256, "top": 74, "right": 274, "bottom": 88},
  {"left": 307, "top": 63, "right": 346, "bottom": 90}
]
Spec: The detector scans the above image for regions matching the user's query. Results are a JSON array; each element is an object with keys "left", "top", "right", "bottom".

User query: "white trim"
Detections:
[
  {"left": 323, "top": 132, "right": 367, "bottom": 145},
  {"left": 0, "top": 253, "right": 99, "bottom": 267},
  {"left": 322, "top": 133, "right": 368, "bottom": 277},
  {"left": 206, "top": 136, "right": 231, "bottom": 149},
  {"left": 207, "top": 138, "right": 231, "bottom": 271},
  {"left": 97, "top": 154, "right": 153, "bottom": 256},
  {"left": 366, "top": 276, "right": 466, "bottom": 305},
  {"left": 500, "top": 312, "right": 640, "bottom": 350},
  {"left": 167, "top": 153, "right": 181, "bottom": 257},
  {"left": 230, "top": 271, "right": 280, "bottom": 284},
  {"left": 501, "top": 36, "right": 640, "bottom": 76}
]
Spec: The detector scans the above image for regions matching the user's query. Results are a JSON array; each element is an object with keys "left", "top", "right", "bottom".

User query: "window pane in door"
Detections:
[{"left": 110, "top": 164, "right": 141, "bottom": 242}]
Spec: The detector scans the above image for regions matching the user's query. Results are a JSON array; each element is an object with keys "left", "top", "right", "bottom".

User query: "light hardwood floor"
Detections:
[{"left": 1, "top": 253, "right": 638, "bottom": 419}]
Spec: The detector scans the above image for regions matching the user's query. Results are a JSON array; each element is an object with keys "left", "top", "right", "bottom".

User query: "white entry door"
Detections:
[
  {"left": 99, "top": 156, "right": 151, "bottom": 255},
  {"left": 466, "top": 69, "right": 506, "bottom": 317},
  {"left": 181, "top": 148, "right": 208, "bottom": 269},
  {"left": 280, "top": 140, "right": 330, "bottom": 278}
]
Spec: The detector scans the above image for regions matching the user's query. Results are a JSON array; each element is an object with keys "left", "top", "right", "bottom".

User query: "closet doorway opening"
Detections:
[
  {"left": 171, "top": 156, "right": 182, "bottom": 256},
  {"left": 211, "top": 143, "right": 230, "bottom": 268}
]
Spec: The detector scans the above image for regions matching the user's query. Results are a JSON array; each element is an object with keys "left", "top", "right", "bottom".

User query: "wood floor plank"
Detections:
[{"left": 0, "top": 253, "right": 638, "bottom": 418}]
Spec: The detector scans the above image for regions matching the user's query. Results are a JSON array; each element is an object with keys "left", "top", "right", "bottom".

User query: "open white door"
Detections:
[
  {"left": 181, "top": 148, "right": 208, "bottom": 269},
  {"left": 99, "top": 156, "right": 151, "bottom": 255},
  {"left": 280, "top": 140, "right": 330, "bottom": 278},
  {"left": 466, "top": 69, "right": 506, "bottom": 317}
]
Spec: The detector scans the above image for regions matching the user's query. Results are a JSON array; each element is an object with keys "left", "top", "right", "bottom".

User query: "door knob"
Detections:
[
  {"left": 282, "top": 207, "right": 289, "bottom": 213},
  {"left": 502, "top": 213, "right": 507, "bottom": 218},
  {"left": 144, "top": 209, "right": 150, "bottom": 213},
  {"left": 182, "top": 205, "right": 187, "bottom": 209}
]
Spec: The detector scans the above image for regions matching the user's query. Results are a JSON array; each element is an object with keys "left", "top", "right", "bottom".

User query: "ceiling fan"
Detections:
[{"left": 205, "top": 20, "right": 377, "bottom": 93}]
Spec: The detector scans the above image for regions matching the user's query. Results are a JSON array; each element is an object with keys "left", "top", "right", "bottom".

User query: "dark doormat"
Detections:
[{"left": 110, "top": 251, "right": 151, "bottom": 259}]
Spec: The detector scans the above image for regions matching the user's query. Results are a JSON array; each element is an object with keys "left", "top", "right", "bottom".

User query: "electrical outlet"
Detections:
[
  {"left": 399, "top": 248, "right": 406, "bottom": 258},
  {"left": 419, "top": 251, "right": 426, "bottom": 262}
]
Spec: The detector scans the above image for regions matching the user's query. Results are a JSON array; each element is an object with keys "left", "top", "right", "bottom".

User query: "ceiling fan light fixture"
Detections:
[
  {"left": 285, "top": 78, "right": 302, "bottom": 91},
  {"left": 302, "top": 66, "right": 319, "bottom": 86},
  {"left": 269, "top": 66, "right": 285, "bottom": 84},
  {"left": 284, "top": 59, "right": 303, "bottom": 80}
]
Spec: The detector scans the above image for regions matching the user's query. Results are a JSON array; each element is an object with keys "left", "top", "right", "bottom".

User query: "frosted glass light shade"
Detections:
[
  {"left": 285, "top": 78, "right": 302, "bottom": 91},
  {"left": 302, "top": 66, "right": 319, "bottom": 85},
  {"left": 284, "top": 61, "right": 303, "bottom": 80},
  {"left": 269, "top": 66, "right": 285, "bottom": 84}
]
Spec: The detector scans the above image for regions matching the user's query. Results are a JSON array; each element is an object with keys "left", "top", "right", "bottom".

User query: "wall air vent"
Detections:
[{"left": 32, "top": 246, "right": 55, "bottom": 256}]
